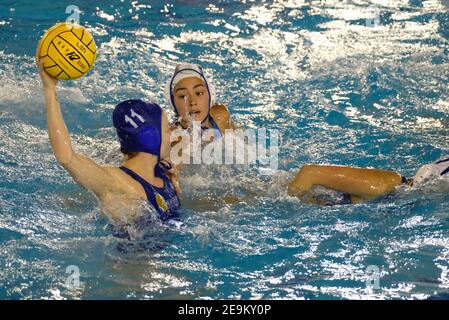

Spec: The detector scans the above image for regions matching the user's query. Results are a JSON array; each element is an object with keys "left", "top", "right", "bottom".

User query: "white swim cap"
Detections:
[
  {"left": 413, "top": 156, "right": 449, "bottom": 185},
  {"left": 164, "top": 62, "right": 216, "bottom": 115}
]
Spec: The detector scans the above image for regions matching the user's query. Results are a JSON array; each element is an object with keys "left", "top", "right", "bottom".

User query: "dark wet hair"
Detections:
[{"left": 120, "top": 147, "right": 138, "bottom": 158}]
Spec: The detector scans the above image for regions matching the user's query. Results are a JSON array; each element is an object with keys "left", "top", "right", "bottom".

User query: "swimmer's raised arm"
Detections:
[
  {"left": 287, "top": 164, "right": 403, "bottom": 200},
  {"left": 37, "top": 61, "right": 70, "bottom": 163},
  {"left": 36, "top": 59, "right": 116, "bottom": 198},
  {"left": 210, "top": 104, "right": 238, "bottom": 132}
]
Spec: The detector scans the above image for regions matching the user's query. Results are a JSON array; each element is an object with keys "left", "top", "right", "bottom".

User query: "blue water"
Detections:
[{"left": 1, "top": 0, "right": 449, "bottom": 299}]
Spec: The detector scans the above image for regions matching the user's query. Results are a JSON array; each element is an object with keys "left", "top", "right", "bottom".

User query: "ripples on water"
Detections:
[{"left": 0, "top": 0, "right": 448, "bottom": 299}]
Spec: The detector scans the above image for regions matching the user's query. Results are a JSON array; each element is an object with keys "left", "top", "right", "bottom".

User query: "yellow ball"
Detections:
[{"left": 38, "top": 22, "right": 97, "bottom": 80}]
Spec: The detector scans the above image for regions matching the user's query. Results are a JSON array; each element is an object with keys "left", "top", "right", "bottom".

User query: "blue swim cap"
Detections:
[{"left": 113, "top": 99, "right": 162, "bottom": 159}]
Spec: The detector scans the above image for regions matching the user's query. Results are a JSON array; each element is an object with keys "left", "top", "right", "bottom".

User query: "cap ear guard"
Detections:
[
  {"left": 117, "top": 127, "right": 160, "bottom": 155},
  {"left": 206, "top": 75, "right": 216, "bottom": 106},
  {"left": 164, "top": 80, "right": 174, "bottom": 113},
  {"left": 135, "top": 125, "right": 161, "bottom": 154},
  {"left": 113, "top": 100, "right": 163, "bottom": 160}
]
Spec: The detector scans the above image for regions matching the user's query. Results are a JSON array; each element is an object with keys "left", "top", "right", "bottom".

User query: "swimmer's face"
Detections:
[
  {"left": 173, "top": 77, "right": 210, "bottom": 125},
  {"left": 160, "top": 111, "right": 171, "bottom": 160}
]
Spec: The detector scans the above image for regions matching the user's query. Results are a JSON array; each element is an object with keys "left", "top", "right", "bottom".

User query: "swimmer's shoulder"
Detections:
[
  {"left": 101, "top": 166, "right": 147, "bottom": 199},
  {"left": 92, "top": 166, "right": 148, "bottom": 224}
]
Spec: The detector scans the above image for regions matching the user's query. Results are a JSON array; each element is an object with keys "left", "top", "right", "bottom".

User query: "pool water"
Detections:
[{"left": 1, "top": 0, "right": 449, "bottom": 299}]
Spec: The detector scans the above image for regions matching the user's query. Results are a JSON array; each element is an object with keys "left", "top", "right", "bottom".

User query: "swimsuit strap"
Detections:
[
  {"left": 119, "top": 165, "right": 172, "bottom": 218},
  {"left": 119, "top": 166, "right": 159, "bottom": 190},
  {"left": 119, "top": 165, "right": 180, "bottom": 223}
]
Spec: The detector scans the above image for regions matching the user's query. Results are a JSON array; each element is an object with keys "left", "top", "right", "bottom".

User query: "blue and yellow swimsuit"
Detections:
[
  {"left": 119, "top": 161, "right": 181, "bottom": 221},
  {"left": 112, "top": 161, "right": 181, "bottom": 239}
]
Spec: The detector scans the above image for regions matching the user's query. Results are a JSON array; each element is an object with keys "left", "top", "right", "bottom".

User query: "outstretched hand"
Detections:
[
  {"left": 35, "top": 43, "right": 58, "bottom": 90},
  {"left": 210, "top": 104, "right": 235, "bottom": 131}
]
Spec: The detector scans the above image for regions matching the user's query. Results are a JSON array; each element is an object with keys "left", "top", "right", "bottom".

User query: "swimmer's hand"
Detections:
[
  {"left": 35, "top": 45, "right": 58, "bottom": 90},
  {"left": 210, "top": 104, "right": 237, "bottom": 131}
]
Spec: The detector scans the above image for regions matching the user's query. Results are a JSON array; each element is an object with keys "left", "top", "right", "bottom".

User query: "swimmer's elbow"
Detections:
[
  {"left": 55, "top": 153, "right": 73, "bottom": 167},
  {"left": 51, "top": 143, "right": 75, "bottom": 167},
  {"left": 55, "top": 150, "right": 81, "bottom": 171},
  {"left": 288, "top": 164, "right": 315, "bottom": 197}
]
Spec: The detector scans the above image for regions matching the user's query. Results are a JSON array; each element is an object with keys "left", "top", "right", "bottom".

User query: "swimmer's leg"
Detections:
[{"left": 287, "top": 164, "right": 403, "bottom": 201}]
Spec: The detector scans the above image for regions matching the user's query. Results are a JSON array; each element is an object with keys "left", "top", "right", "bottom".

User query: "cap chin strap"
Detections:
[{"left": 200, "top": 113, "right": 211, "bottom": 129}]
